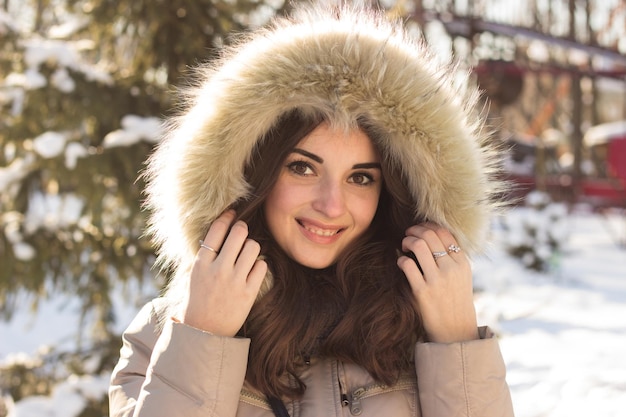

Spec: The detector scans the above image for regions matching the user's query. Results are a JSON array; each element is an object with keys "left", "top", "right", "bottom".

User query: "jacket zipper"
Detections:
[
  {"left": 337, "top": 361, "right": 366, "bottom": 416},
  {"left": 347, "top": 387, "right": 365, "bottom": 415},
  {"left": 240, "top": 389, "right": 272, "bottom": 410},
  {"left": 341, "top": 385, "right": 378, "bottom": 415},
  {"left": 340, "top": 372, "right": 415, "bottom": 416}
]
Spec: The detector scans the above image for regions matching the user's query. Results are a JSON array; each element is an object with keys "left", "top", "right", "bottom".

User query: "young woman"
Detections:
[{"left": 109, "top": 3, "right": 514, "bottom": 417}]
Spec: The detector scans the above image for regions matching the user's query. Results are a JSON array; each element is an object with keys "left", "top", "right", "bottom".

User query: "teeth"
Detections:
[{"left": 302, "top": 223, "right": 339, "bottom": 236}]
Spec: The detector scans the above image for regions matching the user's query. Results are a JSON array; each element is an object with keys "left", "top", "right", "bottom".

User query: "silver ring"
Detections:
[
  {"left": 198, "top": 240, "right": 219, "bottom": 254},
  {"left": 432, "top": 251, "right": 448, "bottom": 259},
  {"left": 447, "top": 244, "right": 461, "bottom": 254}
]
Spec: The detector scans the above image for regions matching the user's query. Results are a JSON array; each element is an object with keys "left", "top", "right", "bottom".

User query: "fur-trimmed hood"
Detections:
[{"left": 144, "top": 3, "right": 501, "bottom": 281}]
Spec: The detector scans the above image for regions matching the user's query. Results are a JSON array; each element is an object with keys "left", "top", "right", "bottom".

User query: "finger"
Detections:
[
  {"left": 415, "top": 223, "right": 463, "bottom": 257},
  {"left": 397, "top": 255, "right": 425, "bottom": 291},
  {"left": 401, "top": 234, "right": 428, "bottom": 257},
  {"left": 218, "top": 220, "right": 251, "bottom": 265},
  {"left": 201, "top": 209, "right": 236, "bottom": 253},
  {"left": 198, "top": 241, "right": 219, "bottom": 258},
  {"left": 406, "top": 224, "right": 445, "bottom": 250},
  {"left": 406, "top": 223, "right": 461, "bottom": 265},
  {"left": 233, "top": 239, "right": 262, "bottom": 279},
  {"left": 247, "top": 259, "right": 268, "bottom": 292},
  {"left": 403, "top": 230, "right": 447, "bottom": 264},
  {"left": 402, "top": 234, "right": 443, "bottom": 277}
]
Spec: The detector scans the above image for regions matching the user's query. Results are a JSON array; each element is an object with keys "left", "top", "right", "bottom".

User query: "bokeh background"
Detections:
[{"left": 1, "top": 0, "right": 625, "bottom": 416}]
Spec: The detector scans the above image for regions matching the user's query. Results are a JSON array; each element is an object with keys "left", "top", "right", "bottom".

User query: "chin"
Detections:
[
  {"left": 299, "top": 260, "right": 334, "bottom": 270},
  {"left": 293, "top": 253, "right": 336, "bottom": 270}
]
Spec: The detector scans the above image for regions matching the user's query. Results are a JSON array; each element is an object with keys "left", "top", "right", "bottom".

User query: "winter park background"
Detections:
[{"left": 2, "top": 1, "right": 626, "bottom": 416}]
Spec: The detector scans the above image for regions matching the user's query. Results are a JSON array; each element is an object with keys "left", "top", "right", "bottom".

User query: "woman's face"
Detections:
[{"left": 264, "top": 122, "right": 383, "bottom": 269}]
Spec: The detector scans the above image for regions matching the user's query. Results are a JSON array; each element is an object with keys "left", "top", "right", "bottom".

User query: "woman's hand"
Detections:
[
  {"left": 182, "top": 210, "right": 268, "bottom": 337},
  {"left": 397, "top": 222, "right": 479, "bottom": 343}
]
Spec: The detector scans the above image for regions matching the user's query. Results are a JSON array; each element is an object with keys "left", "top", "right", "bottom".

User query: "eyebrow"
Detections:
[
  {"left": 291, "top": 148, "right": 382, "bottom": 170},
  {"left": 292, "top": 148, "right": 322, "bottom": 163}
]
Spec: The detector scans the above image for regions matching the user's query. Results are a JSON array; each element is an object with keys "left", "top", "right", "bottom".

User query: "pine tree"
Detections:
[
  {"left": 0, "top": 0, "right": 287, "bottom": 342},
  {"left": 1, "top": 1, "right": 291, "bottom": 414}
]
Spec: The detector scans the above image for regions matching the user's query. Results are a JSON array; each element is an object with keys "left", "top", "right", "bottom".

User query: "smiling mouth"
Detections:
[{"left": 297, "top": 219, "right": 344, "bottom": 237}]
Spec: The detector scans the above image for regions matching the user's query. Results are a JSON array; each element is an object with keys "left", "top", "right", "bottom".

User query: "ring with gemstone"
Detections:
[{"left": 447, "top": 244, "right": 461, "bottom": 253}]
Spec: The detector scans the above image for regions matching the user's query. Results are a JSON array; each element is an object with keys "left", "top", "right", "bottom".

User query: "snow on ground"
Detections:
[
  {"left": 1, "top": 207, "right": 625, "bottom": 416},
  {"left": 474, "top": 206, "right": 626, "bottom": 417}
]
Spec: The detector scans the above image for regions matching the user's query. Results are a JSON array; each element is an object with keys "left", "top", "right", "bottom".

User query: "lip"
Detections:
[{"left": 296, "top": 218, "right": 345, "bottom": 244}]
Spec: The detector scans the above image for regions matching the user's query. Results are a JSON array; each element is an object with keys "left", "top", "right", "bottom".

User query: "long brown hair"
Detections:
[{"left": 233, "top": 109, "right": 424, "bottom": 399}]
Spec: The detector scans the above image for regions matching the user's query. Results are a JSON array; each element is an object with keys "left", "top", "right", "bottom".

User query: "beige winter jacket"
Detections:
[
  {"left": 110, "top": 299, "right": 513, "bottom": 417},
  {"left": 110, "top": 3, "right": 515, "bottom": 416}
]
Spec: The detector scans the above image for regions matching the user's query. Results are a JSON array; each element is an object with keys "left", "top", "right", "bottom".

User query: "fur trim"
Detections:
[{"left": 143, "top": 3, "right": 503, "bottom": 304}]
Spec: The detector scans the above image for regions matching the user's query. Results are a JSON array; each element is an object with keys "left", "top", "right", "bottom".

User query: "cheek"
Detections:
[
  {"left": 264, "top": 182, "right": 296, "bottom": 228},
  {"left": 352, "top": 191, "right": 381, "bottom": 228}
]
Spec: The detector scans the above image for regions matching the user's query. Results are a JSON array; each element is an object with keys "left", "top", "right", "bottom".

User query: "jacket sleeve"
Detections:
[
  {"left": 414, "top": 326, "right": 514, "bottom": 417},
  {"left": 109, "top": 299, "right": 251, "bottom": 417}
]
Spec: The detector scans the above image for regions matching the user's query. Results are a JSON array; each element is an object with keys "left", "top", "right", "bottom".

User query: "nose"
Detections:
[{"left": 311, "top": 179, "right": 346, "bottom": 218}]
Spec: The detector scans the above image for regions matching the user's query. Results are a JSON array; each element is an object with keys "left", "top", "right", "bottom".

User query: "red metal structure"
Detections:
[
  {"left": 504, "top": 121, "right": 626, "bottom": 208},
  {"left": 409, "top": 1, "right": 626, "bottom": 209},
  {"left": 580, "top": 121, "right": 626, "bottom": 208}
]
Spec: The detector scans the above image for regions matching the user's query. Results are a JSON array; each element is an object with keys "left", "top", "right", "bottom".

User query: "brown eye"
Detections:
[
  {"left": 349, "top": 172, "right": 374, "bottom": 185},
  {"left": 287, "top": 161, "right": 314, "bottom": 176}
]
